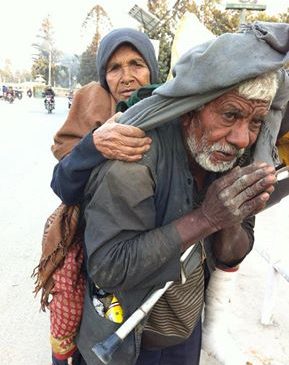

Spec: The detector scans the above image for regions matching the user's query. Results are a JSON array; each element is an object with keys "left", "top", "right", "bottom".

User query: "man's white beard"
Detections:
[{"left": 186, "top": 133, "right": 245, "bottom": 172}]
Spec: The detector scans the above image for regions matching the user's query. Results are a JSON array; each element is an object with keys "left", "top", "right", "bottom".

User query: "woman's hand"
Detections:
[{"left": 93, "top": 112, "right": 152, "bottom": 161}]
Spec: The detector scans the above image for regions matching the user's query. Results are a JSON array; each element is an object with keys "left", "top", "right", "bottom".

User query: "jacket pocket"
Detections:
[{"left": 76, "top": 285, "right": 137, "bottom": 365}]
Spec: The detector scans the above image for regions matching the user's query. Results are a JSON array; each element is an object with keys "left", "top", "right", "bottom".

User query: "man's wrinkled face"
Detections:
[
  {"left": 105, "top": 44, "right": 151, "bottom": 102},
  {"left": 182, "top": 91, "right": 270, "bottom": 172}
]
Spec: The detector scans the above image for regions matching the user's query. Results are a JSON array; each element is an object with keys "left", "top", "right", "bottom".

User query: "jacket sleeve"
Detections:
[
  {"left": 50, "top": 132, "right": 106, "bottom": 205},
  {"left": 84, "top": 160, "right": 182, "bottom": 292}
]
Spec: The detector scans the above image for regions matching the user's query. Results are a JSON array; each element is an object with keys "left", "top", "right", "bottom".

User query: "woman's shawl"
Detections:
[
  {"left": 33, "top": 83, "right": 116, "bottom": 311},
  {"left": 51, "top": 81, "right": 116, "bottom": 161}
]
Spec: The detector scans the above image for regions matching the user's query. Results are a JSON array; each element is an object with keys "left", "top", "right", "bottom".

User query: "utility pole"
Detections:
[
  {"left": 225, "top": 1, "right": 266, "bottom": 27},
  {"left": 239, "top": 8, "right": 247, "bottom": 24},
  {"left": 48, "top": 43, "right": 52, "bottom": 86}
]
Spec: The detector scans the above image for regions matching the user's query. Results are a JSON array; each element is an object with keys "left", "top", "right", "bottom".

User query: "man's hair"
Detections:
[{"left": 237, "top": 71, "right": 278, "bottom": 104}]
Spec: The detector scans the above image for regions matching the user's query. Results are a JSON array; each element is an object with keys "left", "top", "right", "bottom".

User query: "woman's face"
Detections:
[{"left": 105, "top": 44, "right": 151, "bottom": 102}]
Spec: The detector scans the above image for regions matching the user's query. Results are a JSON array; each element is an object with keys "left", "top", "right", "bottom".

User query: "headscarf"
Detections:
[
  {"left": 118, "top": 21, "right": 289, "bottom": 166},
  {"left": 96, "top": 27, "right": 159, "bottom": 90}
]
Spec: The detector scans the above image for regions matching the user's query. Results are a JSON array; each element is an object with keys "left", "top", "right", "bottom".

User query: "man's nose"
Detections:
[{"left": 226, "top": 121, "right": 251, "bottom": 150}]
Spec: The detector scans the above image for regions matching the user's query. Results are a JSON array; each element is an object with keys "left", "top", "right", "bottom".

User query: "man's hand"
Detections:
[
  {"left": 201, "top": 162, "right": 277, "bottom": 231},
  {"left": 92, "top": 112, "right": 152, "bottom": 161}
]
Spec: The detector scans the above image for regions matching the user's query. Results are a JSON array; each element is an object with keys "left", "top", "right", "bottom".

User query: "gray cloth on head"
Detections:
[
  {"left": 254, "top": 69, "right": 289, "bottom": 164},
  {"left": 96, "top": 28, "right": 159, "bottom": 90},
  {"left": 118, "top": 21, "right": 289, "bottom": 166},
  {"left": 279, "top": 101, "right": 289, "bottom": 138},
  {"left": 278, "top": 70, "right": 289, "bottom": 139}
]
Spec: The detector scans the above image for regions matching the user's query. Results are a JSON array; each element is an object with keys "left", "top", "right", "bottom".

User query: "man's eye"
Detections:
[
  {"left": 250, "top": 119, "right": 263, "bottom": 130},
  {"left": 223, "top": 112, "right": 237, "bottom": 121}
]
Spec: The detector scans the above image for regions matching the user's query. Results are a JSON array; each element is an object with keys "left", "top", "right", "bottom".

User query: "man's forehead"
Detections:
[{"left": 206, "top": 91, "right": 269, "bottom": 110}]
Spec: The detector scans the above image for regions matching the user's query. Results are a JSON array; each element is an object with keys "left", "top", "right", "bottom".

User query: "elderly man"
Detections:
[{"left": 74, "top": 22, "right": 289, "bottom": 365}]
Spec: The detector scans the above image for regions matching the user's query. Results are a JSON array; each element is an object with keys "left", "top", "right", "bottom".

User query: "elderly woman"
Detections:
[
  {"left": 35, "top": 28, "right": 159, "bottom": 365},
  {"left": 50, "top": 28, "right": 159, "bottom": 204}
]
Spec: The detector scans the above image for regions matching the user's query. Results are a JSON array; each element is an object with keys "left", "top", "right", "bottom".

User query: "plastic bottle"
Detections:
[{"left": 105, "top": 295, "right": 123, "bottom": 323}]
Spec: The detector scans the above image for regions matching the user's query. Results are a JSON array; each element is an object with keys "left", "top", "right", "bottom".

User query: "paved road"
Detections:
[
  {"left": 0, "top": 96, "right": 64, "bottom": 365},
  {"left": 0, "top": 96, "right": 288, "bottom": 365}
]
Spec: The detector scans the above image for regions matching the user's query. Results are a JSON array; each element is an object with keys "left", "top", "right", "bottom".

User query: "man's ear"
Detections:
[{"left": 181, "top": 111, "right": 195, "bottom": 128}]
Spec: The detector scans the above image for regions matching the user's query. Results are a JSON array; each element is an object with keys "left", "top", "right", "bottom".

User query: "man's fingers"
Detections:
[
  {"left": 239, "top": 191, "right": 271, "bottom": 217},
  {"left": 233, "top": 173, "right": 276, "bottom": 206},
  {"left": 218, "top": 164, "right": 275, "bottom": 200},
  {"left": 225, "top": 166, "right": 276, "bottom": 201}
]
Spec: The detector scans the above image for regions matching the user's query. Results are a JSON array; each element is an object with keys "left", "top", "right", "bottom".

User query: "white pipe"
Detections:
[
  {"left": 261, "top": 265, "right": 279, "bottom": 325},
  {"left": 255, "top": 246, "right": 289, "bottom": 283},
  {"left": 254, "top": 246, "right": 289, "bottom": 325}
]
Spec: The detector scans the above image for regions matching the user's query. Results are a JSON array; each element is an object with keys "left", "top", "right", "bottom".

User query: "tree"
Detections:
[
  {"left": 57, "top": 54, "right": 80, "bottom": 89},
  {"left": 31, "top": 15, "right": 61, "bottom": 85},
  {"left": 145, "top": 0, "right": 173, "bottom": 83},
  {"left": 0, "top": 59, "right": 14, "bottom": 83},
  {"left": 78, "top": 35, "right": 100, "bottom": 86},
  {"left": 78, "top": 5, "right": 112, "bottom": 86},
  {"left": 246, "top": 8, "right": 288, "bottom": 23},
  {"left": 279, "top": 8, "right": 289, "bottom": 23},
  {"left": 199, "top": 0, "right": 239, "bottom": 34}
]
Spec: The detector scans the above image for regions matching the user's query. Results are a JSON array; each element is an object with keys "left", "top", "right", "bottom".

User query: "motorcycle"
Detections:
[
  {"left": 27, "top": 89, "right": 32, "bottom": 98},
  {"left": 6, "top": 91, "right": 14, "bottom": 104},
  {"left": 14, "top": 90, "right": 23, "bottom": 100},
  {"left": 44, "top": 95, "right": 55, "bottom": 113},
  {"left": 68, "top": 95, "right": 73, "bottom": 109}
]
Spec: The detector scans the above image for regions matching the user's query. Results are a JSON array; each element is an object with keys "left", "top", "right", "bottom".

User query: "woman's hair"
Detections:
[
  {"left": 237, "top": 71, "right": 279, "bottom": 105},
  {"left": 96, "top": 28, "right": 159, "bottom": 90}
]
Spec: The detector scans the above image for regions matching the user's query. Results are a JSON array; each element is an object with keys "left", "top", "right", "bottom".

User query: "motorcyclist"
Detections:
[
  {"left": 43, "top": 85, "right": 55, "bottom": 110},
  {"left": 6, "top": 86, "right": 14, "bottom": 103},
  {"left": 67, "top": 89, "right": 73, "bottom": 109},
  {"left": 2, "top": 85, "right": 7, "bottom": 98},
  {"left": 43, "top": 85, "right": 55, "bottom": 99}
]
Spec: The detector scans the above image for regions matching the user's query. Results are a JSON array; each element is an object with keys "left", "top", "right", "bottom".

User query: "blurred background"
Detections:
[{"left": 0, "top": 0, "right": 288, "bottom": 96}]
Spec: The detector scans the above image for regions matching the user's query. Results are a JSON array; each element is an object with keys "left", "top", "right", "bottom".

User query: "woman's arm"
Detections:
[
  {"left": 51, "top": 132, "right": 105, "bottom": 205},
  {"left": 51, "top": 114, "right": 152, "bottom": 205}
]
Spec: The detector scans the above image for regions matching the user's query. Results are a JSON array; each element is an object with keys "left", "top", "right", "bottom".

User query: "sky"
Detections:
[{"left": 1, "top": 0, "right": 288, "bottom": 71}]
